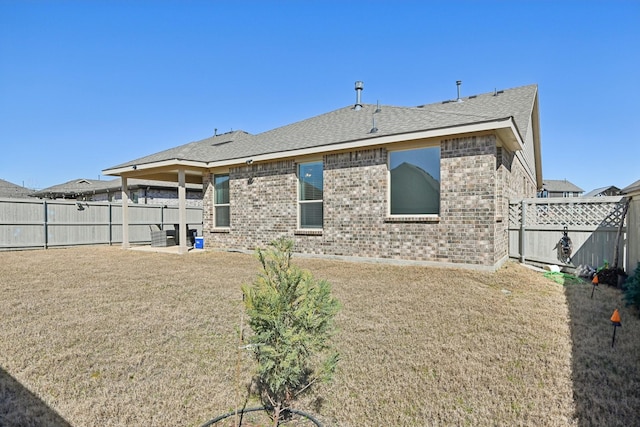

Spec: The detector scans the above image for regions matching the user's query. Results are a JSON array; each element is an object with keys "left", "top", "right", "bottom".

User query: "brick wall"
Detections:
[
  {"left": 440, "top": 135, "right": 497, "bottom": 265},
  {"left": 322, "top": 148, "right": 389, "bottom": 257},
  {"left": 202, "top": 133, "right": 534, "bottom": 268},
  {"left": 204, "top": 161, "right": 299, "bottom": 251},
  {"left": 494, "top": 146, "right": 537, "bottom": 264}
]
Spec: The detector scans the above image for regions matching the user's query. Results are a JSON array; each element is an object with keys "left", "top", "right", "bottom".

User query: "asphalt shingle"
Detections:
[
  {"left": 106, "top": 84, "right": 538, "bottom": 170},
  {"left": 542, "top": 179, "right": 584, "bottom": 193},
  {"left": 0, "top": 178, "right": 35, "bottom": 198},
  {"left": 32, "top": 178, "right": 201, "bottom": 198}
]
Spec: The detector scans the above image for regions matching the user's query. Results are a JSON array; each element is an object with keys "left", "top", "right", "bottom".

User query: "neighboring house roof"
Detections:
[
  {"left": 0, "top": 178, "right": 35, "bottom": 198},
  {"left": 32, "top": 178, "right": 202, "bottom": 199},
  {"left": 542, "top": 179, "right": 584, "bottom": 193},
  {"left": 104, "top": 84, "right": 541, "bottom": 187},
  {"left": 582, "top": 185, "right": 621, "bottom": 197},
  {"left": 622, "top": 179, "right": 640, "bottom": 196}
]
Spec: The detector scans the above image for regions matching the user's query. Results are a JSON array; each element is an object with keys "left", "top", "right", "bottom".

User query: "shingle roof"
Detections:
[
  {"left": 622, "top": 179, "right": 640, "bottom": 195},
  {"left": 0, "top": 178, "right": 35, "bottom": 198},
  {"left": 582, "top": 186, "right": 621, "bottom": 197},
  {"left": 542, "top": 179, "right": 584, "bottom": 193},
  {"left": 106, "top": 84, "right": 538, "bottom": 170},
  {"left": 32, "top": 178, "right": 106, "bottom": 197},
  {"left": 32, "top": 178, "right": 201, "bottom": 198}
]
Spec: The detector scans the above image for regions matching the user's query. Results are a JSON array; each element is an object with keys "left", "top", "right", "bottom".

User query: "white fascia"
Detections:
[
  {"left": 102, "top": 159, "right": 208, "bottom": 176},
  {"left": 206, "top": 117, "right": 523, "bottom": 168}
]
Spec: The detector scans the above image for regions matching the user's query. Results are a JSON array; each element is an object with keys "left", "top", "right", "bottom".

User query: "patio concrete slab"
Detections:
[{"left": 128, "top": 245, "right": 205, "bottom": 254}]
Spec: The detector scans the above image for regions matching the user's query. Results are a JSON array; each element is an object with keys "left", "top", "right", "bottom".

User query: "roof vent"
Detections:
[
  {"left": 354, "top": 81, "right": 363, "bottom": 110},
  {"left": 370, "top": 115, "right": 378, "bottom": 133},
  {"left": 456, "top": 80, "right": 463, "bottom": 102}
]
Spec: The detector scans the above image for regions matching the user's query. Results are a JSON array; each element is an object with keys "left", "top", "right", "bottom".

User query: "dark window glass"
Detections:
[{"left": 389, "top": 147, "right": 440, "bottom": 215}]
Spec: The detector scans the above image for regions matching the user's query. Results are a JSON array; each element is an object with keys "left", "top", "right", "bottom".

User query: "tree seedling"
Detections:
[{"left": 241, "top": 237, "right": 340, "bottom": 426}]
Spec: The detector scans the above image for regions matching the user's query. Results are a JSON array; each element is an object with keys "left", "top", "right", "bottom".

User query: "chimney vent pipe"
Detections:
[{"left": 354, "top": 81, "right": 363, "bottom": 110}]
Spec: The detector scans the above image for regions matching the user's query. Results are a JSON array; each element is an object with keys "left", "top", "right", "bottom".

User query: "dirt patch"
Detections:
[{"left": 0, "top": 246, "right": 588, "bottom": 425}]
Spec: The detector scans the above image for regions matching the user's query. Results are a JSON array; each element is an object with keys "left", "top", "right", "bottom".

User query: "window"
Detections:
[
  {"left": 214, "top": 174, "right": 230, "bottom": 227},
  {"left": 298, "top": 161, "right": 323, "bottom": 229},
  {"left": 389, "top": 147, "right": 440, "bottom": 215}
]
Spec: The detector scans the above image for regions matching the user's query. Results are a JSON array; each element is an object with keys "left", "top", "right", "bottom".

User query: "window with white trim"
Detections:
[
  {"left": 298, "top": 161, "right": 323, "bottom": 229},
  {"left": 389, "top": 146, "right": 440, "bottom": 215},
  {"left": 214, "top": 174, "right": 230, "bottom": 227}
]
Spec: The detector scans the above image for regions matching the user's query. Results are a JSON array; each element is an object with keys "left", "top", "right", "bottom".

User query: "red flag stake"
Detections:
[
  {"left": 591, "top": 274, "right": 599, "bottom": 299},
  {"left": 611, "top": 309, "right": 622, "bottom": 348}
]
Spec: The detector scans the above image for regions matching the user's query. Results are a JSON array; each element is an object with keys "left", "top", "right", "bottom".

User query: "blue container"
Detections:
[{"left": 194, "top": 237, "right": 204, "bottom": 249}]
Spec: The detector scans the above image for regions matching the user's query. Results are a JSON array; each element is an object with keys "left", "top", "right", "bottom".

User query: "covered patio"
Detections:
[{"left": 103, "top": 162, "right": 208, "bottom": 254}]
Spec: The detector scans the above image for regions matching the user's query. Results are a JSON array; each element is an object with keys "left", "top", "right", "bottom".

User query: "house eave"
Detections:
[
  {"left": 206, "top": 117, "right": 524, "bottom": 169},
  {"left": 531, "top": 91, "right": 543, "bottom": 189},
  {"left": 102, "top": 159, "right": 208, "bottom": 177}
]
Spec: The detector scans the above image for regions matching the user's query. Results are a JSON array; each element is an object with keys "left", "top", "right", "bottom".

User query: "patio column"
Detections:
[
  {"left": 178, "top": 168, "right": 188, "bottom": 254},
  {"left": 121, "top": 176, "right": 130, "bottom": 249}
]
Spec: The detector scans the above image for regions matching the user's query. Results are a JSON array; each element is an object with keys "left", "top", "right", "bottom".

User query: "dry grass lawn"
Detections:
[{"left": 0, "top": 246, "right": 638, "bottom": 426}]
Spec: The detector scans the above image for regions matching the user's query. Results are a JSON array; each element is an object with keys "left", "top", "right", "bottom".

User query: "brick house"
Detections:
[{"left": 104, "top": 83, "right": 542, "bottom": 268}]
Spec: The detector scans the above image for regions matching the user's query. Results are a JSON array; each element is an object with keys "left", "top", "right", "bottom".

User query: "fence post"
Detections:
[
  {"left": 520, "top": 200, "right": 526, "bottom": 263},
  {"left": 43, "top": 200, "right": 48, "bottom": 249},
  {"left": 108, "top": 203, "right": 113, "bottom": 246}
]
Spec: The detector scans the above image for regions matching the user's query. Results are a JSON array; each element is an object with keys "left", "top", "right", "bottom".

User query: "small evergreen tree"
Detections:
[
  {"left": 623, "top": 262, "right": 640, "bottom": 313},
  {"left": 241, "top": 237, "right": 340, "bottom": 425}
]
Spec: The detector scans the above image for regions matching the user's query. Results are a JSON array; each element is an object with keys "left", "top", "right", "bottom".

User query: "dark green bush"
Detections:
[{"left": 623, "top": 262, "right": 640, "bottom": 312}]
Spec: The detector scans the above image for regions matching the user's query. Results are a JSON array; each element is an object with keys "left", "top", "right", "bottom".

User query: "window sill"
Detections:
[
  {"left": 384, "top": 216, "right": 440, "bottom": 223},
  {"left": 294, "top": 229, "right": 323, "bottom": 236},
  {"left": 211, "top": 228, "right": 230, "bottom": 233}
]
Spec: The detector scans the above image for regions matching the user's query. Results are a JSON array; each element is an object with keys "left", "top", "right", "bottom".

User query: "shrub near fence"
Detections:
[{"left": 0, "top": 198, "right": 203, "bottom": 250}]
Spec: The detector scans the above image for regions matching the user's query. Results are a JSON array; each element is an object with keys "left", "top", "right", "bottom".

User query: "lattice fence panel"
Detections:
[
  {"left": 509, "top": 203, "right": 522, "bottom": 228},
  {"left": 509, "top": 197, "right": 626, "bottom": 228}
]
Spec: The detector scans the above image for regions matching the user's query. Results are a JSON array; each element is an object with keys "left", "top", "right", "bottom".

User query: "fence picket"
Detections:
[
  {"left": 0, "top": 198, "right": 203, "bottom": 250},
  {"left": 509, "top": 196, "right": 627, "bottom": 269}
]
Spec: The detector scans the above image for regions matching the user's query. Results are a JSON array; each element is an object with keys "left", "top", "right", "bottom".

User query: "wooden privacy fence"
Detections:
[
  {"left": 509, "top": 196, "right": 627, "bottom": 268},
  {"left": 0, "top": 198, "right": 203, "bottom": 250}
]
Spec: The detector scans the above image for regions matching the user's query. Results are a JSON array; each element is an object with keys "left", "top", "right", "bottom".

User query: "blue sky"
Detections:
[{"left": 1, "top": 1, "right": 638, "bottom": 192}]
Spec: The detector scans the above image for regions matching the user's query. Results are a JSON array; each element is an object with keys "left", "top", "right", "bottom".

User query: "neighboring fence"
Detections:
[
  {"left": 0, "top": 198, "right": 203, "bottom": 250},
  {"left": 509, "top": 196, "right": 627, "bottom": 269}
]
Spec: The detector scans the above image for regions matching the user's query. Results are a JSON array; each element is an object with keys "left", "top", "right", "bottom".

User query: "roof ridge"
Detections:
[{"left": 103, "top": 83, "right": 540, "bottom": 173}]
